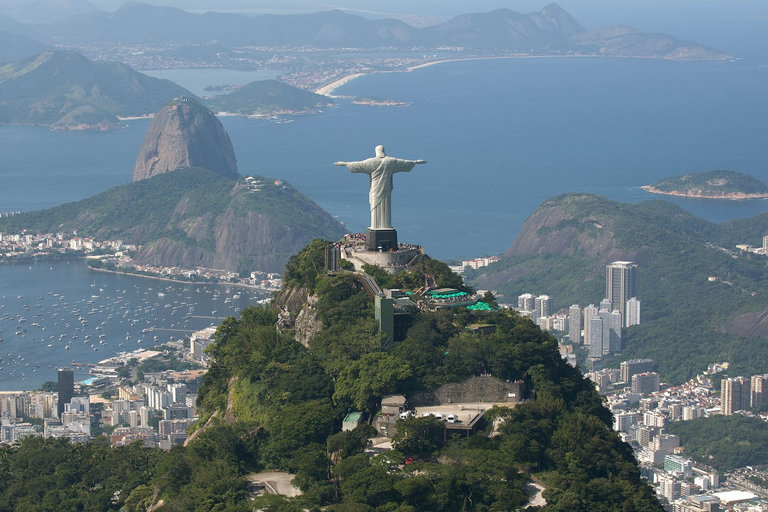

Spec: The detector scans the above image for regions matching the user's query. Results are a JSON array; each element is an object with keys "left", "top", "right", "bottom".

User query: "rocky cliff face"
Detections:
[{"left": 134, "top": 97, "right": 239, "bottom": 181}]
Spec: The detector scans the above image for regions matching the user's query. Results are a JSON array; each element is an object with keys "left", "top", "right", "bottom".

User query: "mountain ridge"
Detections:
[
  {"left": 0, "top": 50, "right": 192, "bottom": 129},
  {"left": 467, "top": 194, "right": 768, "bottom": 382},
  {"left": 9, "top": 3, "right": 729, "bottom": 60},
  {"left": 0, "top": 167, "right": 347, "bottom": 273}
]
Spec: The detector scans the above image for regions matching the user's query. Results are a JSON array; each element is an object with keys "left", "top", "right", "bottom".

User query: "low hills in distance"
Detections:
[
  {"left": 1, "top": 2, "right": 729, "bottom": 61},
  {"left": 0, "top": 0, "right": 100, "bottom": 24},
  {"left": 466, "top": 194, "right": 768, "bottom": 383},
  {"left": 204, "top": 80, "right": 333, "bottom": 116},
  {"left": 642, "top": 170, "right": 768, "bottom": 199},
  {"left": 0, "top": 31, "right": 53, "bottom": 63},
  {"left": 0, "top": 50, "right": 192, "bottom": 129},
  {"left": 0, "top": 49, "right": 334, "bottom": 129}
]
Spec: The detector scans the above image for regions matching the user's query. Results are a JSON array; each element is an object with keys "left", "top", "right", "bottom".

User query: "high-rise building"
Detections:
[
  {"left": 751, "top": 374, "right": 768, "bottom": 409},
  {"left": 613, "top": 411, "right": 638, "bottom": 433},
  {"left": 682, "top": 406, "right": 705, "bottom": 421},
  {"left": 621, "top": 359, "right": 654, "bottom": 383},
  {"left": 625, "top": 297, "right": 641, "bottom": 327},
  {"left": 168, "top": 383, "right": 188, "bottom": 404},
  {"left": 605, "top": 309, "right": 622, "bottom": 354},
  {"left": 535, "top": 295, "right": 554, "bottom": 318},
  {"left": 599, "top": 298, "right": 612, "bottom": 313},
  {"left": 659, "top": 474, "right": 681, "bottom": 503},
  {"left": 606, "top": 261, "right": 638, "bottom": 323},
  {"left": 583, "top": 304, "right": 598, "bottom": 347},
  {"left": 631, "top": 372, "right": 660, "bottom": 394},
  {"left": 594, "top": 308, "right": 622, "bottom": 355},
  {"left": 589, "top": 316, "right": 604, "bottom": 358},
  {"left": 722, "top": 376, "right": 751, "bottom": 415},
  {"left": 568, "top": 305, "right": 582, "bottom": 344},
  {"left": 57, "top": 368, "right": 74, "bottom": 419},
  {"left": 517, "top": 293, "right": 536, "bottom": 312}
]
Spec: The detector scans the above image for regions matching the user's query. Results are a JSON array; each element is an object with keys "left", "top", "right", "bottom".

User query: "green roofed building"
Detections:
[
  {"left": 422, "top": 288, "right": 476, "bottom": 310},
  {"left": 343, "top": 411, "right": 364, "bottom": 431},
  {"left": 468, "top": 302, "right": 494, "bottom": 311}
]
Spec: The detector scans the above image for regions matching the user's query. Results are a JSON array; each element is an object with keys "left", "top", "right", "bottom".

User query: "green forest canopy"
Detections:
[{"left": 0, "top": 239, "right": 662, "bottom": 511}]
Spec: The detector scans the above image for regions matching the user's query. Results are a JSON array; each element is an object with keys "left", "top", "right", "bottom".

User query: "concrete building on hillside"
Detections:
[
  {"left": 632, "top": 372, "right": 660, "bottom": 395},
  {"left": 721, "top": 376, "right": 751, "bottom": 415},
  {"left": 589, "top": 316, "right": 604, "bottom": 358},
  {"left": 606, "top": 261, "right": 638, "bottom": 324},
  {"left": 583, "top": 304, "right": 598, "bottom": 348},
  {"left": 750, "top": 374, "right": 768, "bottom": 409},
  {"left": 626, "top": 297, "right": 641, "bottom": 327},
  {"left": 621, "top": 359, "right": 654, "bottom": 384},
  {"left": 568, "top": 304, "right": 581, "bottom": 344},
  {"left": 535, "top": 295, "right": 554, "bottom": 318},
  {"left": 517, "top": 293, "right": 536, "bottom": 312}
]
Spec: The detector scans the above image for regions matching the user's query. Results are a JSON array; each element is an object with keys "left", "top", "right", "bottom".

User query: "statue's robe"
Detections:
[{"left": 345, "top": 156, "right": 418, "bottom": 229}]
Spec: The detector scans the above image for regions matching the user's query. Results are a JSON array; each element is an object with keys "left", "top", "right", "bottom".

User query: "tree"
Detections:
[
  {"left": 391, "top": 416, "right": 444, "bottom": 455},
  {"left": 333, "top": 353, "right": 413, "bottom": 413},
  {"left": 327, "top": 424, "right": 378, "bottom": 460},
  {"left": 40, "top": 381, "right": 57, "bottom": 392}
]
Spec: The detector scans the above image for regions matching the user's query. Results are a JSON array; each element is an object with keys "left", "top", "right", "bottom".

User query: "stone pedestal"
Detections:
[{"left": 366, "top": 228, "right": 398, "bottom": 252}]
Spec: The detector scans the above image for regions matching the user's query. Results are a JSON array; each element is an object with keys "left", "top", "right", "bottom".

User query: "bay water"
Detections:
[{"left": 0, "top": 56, "right": 767, "bottom": 388}]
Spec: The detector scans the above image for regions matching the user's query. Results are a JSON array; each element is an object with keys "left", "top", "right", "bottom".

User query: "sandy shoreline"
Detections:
[{"left": 314, "top": 73, "right": 367, "bottom": 96}]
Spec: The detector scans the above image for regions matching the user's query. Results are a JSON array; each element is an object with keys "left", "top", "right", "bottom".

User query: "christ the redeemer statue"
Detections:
[{"left": 334, "top": 145, "right": 426, "bottom": 230}]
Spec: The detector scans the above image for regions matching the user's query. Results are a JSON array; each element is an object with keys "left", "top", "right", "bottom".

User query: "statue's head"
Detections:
[{"left": 375, "top": 145, "right": 386, "bottom": 158}]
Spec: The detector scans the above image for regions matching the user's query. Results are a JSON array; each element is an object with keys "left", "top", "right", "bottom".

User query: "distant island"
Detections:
[
  {"left": 352, "top": 97, "right": 409, "bottom": 107},
  {"left": 202, "top": 84, "right": 244, "bottom": 92},
  {"left": 642, "top": 171, "right": 768, "bottom": 199},
  {"left": 203, "top": 79, "right": 333, "bottom": 117}
]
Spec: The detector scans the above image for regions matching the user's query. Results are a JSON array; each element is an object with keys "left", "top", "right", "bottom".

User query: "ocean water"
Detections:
[
  {"left": 1, "top": 57, "right": 767, "bottom": 388},
  {"left": 140, "top": 68, "right": 283, "bottom": 97},
  {"left": 2, "top": 57, "right": 766, "bottom": 258}
]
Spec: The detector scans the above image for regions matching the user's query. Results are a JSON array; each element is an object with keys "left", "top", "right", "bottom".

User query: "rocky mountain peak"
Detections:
[{"left": 133, "top": 96, "right": 239, "bottom": 182}]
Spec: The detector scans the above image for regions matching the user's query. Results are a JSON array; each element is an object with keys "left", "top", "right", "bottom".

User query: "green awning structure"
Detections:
[
  {"left": 427, "top": 291, "right": 468, "bottom": 299},
  {"left": 467, "top": 301, "right": 494, "bottom": 311}
]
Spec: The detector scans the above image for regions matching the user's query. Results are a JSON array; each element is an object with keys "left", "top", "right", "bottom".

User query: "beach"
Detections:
[{"left": 314, "top": 73, "right": 367, "bottom": 96}]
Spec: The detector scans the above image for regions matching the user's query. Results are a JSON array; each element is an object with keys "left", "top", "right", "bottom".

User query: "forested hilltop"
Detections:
[
  {"left": 642, "top": 170, "right": 768, "bottom": 199},
  {"left": 467, "top": 194, "right": 768, "bottom": 383},
  {"left": 0, "top": 168, "right": 347, "bottom": 273},
  {"left": 0, "top": 239, "right": 661, "bottom": 511}
]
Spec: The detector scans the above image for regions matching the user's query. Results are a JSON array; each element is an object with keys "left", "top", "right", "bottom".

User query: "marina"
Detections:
[{"left": 0, "top": 259, "right": 268, "bottom": 390}]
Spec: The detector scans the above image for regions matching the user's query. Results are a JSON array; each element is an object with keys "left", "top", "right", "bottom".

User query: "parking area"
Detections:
[{"left": 407, "top": 402, "right": 515, "bottom": 437}]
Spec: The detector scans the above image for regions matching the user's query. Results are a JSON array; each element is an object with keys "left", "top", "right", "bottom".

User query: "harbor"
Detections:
[{"left": 0, "top": 259, "right": 269, "bottom": 390}]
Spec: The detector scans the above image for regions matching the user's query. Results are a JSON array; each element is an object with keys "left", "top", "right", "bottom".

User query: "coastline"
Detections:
[
  {"left": 315, "top": 54, "right": 600, "bottom": 97},
  {"left": 88, "top": 266, "right": 270, "bottom": 292},
  {"left": 314, "top": 73, "right": 367, "bottom": 96},
  {"left": 641, "top": 185, "right": 768, "bottom": 200}
]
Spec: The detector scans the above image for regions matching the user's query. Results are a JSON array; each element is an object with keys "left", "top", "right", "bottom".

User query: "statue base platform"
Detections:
[
  {"left": 341, "top": 246, "right": 421, "bottom": 274},
  {"left": 366, "top": 228, "right": 398, "bottom": 252}
]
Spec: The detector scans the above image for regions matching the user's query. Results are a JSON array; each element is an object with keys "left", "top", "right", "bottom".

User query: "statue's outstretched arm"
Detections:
[
  {"left": 334, "top": 161, "right": 347, "bottom": 166},
  {"left": 415, "top": 160, "right": 427, "bottom": 164}
]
